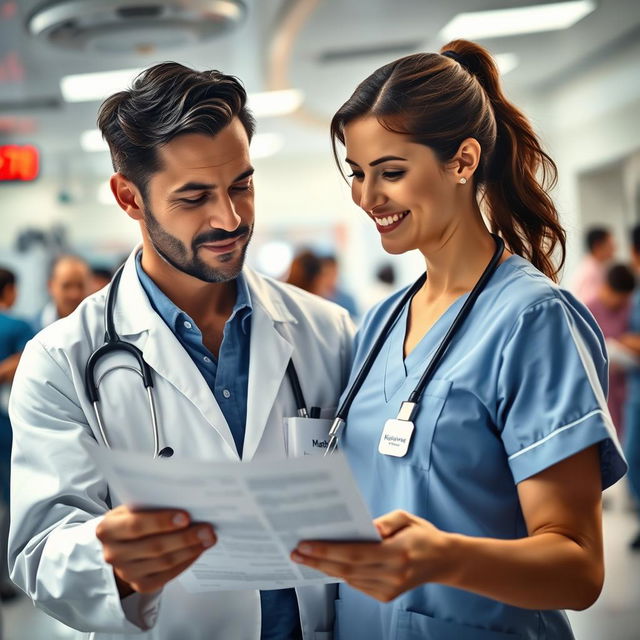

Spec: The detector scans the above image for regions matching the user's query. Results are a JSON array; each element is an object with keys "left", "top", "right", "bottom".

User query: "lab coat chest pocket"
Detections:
[{"left": 394, "top": 378, "right": 452, "bottom": 472}]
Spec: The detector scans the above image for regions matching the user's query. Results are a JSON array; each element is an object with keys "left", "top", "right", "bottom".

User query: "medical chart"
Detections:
[{"left": 93, "top": 448, "right": 380, "bottom": 591}]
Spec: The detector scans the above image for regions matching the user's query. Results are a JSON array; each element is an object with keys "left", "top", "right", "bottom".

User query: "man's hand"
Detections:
[{"left": 96, "top": 505, "right": 216, "bottom": 597}]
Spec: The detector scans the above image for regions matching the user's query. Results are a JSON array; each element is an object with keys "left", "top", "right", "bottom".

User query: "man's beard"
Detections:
[{"left": 142, "top": 203, "right": 253, "bottom": 283}]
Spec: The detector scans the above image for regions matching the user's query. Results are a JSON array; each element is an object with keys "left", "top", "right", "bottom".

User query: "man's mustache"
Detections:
[{"left": 193, "top": 225, "right": 251, "bottom": 247}]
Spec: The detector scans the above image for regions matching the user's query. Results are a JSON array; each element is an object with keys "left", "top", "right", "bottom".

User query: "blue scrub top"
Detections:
[{"left": 336, "top": 255, "right": 626, "bottom": 640}]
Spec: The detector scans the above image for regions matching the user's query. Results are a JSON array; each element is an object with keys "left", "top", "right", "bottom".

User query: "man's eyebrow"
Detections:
[
  {"left": 171, "top": 167, "right": 254, "bottom": 195},
  {"left": 344, "top": 156, "right": 407, "bottom": 168},
  {"left": 172, "top": 182, "right": 215, "bottom": 195},
  {"left": 233, "top": 167, "right": 255, "bottom": 182}
]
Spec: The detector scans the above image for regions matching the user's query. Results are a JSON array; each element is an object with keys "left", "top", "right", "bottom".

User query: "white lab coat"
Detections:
[{"left": 8, "top": 251, "right": 354, "bottom": 640}]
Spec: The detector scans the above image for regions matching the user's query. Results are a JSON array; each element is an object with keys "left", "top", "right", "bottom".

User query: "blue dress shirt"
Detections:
[{"left": 135, "top": 255, "right": 302, "bottom": 640}]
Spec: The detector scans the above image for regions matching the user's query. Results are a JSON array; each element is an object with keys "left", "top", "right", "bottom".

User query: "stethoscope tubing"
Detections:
[
  {"left": 85, "top": 263, "right": 310, "bottom": 458},
  {"left": 326, "top": 234, "right": 505, "bottom": 455}
]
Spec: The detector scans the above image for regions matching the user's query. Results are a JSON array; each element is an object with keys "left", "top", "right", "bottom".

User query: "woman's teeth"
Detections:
[{"left": 376, "top": 211, "right": 409, "bottom": 227}]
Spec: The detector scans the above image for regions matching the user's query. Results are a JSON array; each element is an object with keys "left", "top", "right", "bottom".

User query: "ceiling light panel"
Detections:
[{"left": 439, "top": 1, "right": 596, "bottom": 41}]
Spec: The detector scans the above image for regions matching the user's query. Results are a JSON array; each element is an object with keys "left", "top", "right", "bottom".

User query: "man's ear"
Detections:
[
  {"left": 110, "top": 173, "right": 145, "bottom": 221},
  {"left": 448, "top": 137, "right": 482, "bottom": 184}
]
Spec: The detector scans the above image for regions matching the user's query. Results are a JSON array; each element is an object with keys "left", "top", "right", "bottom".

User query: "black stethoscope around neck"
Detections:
[
  {"left": 325, "top": 233, "right": 505, "bottom": 455},
  {"left": 84, "top": 264, "right": 310, "bottom": 459}
]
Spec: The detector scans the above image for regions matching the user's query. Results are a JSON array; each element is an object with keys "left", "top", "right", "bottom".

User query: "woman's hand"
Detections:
[{"left": 291, "top": 510, "right": 451, "bottom": 602}]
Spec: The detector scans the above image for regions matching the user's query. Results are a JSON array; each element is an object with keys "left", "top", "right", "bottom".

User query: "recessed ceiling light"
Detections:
[
  {"left": 247, "top": 90, "right": 304, "bottom": 118},
  {"left": 439, "top": 1, "right": 596, "bottom": 41},
  {"left": 61, "top": 68, "right": 144, "bottom": 103},
  {"left": 80, "top": 129, "right": 108, "bottom": 153},
  {"left": 97, "top": 180, "right": 114, "bottom": 206},
  {"left": 250, "top": 133, "right": 284, "bottom": 159},
  {"left": 62, "top": 70, "right": 304, "bottom": 118},
  {"left": 494, "top": 53, "right": 519, "bottom": 76}
]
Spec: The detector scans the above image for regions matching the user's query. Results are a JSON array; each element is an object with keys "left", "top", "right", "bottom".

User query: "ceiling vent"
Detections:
[{"left": 27, "top": 0, "right": 247, "bottom": 53}]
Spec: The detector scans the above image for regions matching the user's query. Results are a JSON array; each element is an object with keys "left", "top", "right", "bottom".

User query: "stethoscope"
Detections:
[
  {"left": 325, "top": 234, "right": 505, "bottom": 455},
  {"left": 84, "top": 264, "right": 310, "bottom": 458}
]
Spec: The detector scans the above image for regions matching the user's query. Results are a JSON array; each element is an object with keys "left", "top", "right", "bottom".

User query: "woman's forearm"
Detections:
[{"left": 440, "top": 531, "right": 603, "bottom": 611}]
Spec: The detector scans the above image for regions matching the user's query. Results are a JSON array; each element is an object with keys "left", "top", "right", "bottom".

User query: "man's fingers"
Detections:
[
  {"left": 102, "top": 524, "right": 216, "bottom": 564},
  {"left": 116, "top": 542, "right": 205, "bottom": 583},
  {"left": 97, "top": 507, "right": 191, "bottom": 543},
  {"left": 126, "top": 554, "right": 203, "bottom": 594}
]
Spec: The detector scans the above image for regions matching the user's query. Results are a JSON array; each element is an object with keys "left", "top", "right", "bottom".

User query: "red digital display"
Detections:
[{"left": 0, "top": 144, "right": 39, "bottom": 181}]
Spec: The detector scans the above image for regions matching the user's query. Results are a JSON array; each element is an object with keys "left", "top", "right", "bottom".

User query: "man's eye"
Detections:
[
  {"left": 231, "top": 181, "right": 252, "bottom": 192},
  {"left": 180, "top": 194, "right": 208, "bottom": 205}
]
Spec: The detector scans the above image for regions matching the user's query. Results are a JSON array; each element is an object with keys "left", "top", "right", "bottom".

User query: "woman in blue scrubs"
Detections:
[{"left": 292, "top": 40, "right": 627, "bottom": 639}]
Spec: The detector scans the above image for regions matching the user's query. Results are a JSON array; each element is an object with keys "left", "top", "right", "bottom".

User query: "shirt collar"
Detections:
[{"left": 135, "top": 252, "right": 253, "bottom": 336}]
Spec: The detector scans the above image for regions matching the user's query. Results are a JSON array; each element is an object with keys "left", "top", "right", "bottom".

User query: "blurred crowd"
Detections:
[{"left": 570, "top": 224, "right": 640, "bottom": 551}]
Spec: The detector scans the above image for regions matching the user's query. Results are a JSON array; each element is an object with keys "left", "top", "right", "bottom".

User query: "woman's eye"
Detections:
[
  {"left": 347, "top": 172, "right": 364, "bottom": 180},
  {"left": 383, "top": 170, "right": 405, "bottom": 180}
]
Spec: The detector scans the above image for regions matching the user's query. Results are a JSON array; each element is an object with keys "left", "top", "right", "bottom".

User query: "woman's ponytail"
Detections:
[{"left": 441, "top": 40, "right": 566, "bottom": 281}]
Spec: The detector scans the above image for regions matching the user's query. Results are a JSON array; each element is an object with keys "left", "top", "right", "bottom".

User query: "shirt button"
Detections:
[
  {"left": 203, "top": 356, "right": 211, "bottom": 363},
  {"left": 183, "top": 321, "right": 192, "bottom": 329},
  {"left": 222, "top": 389, "right": 231, "bottom": 399}
]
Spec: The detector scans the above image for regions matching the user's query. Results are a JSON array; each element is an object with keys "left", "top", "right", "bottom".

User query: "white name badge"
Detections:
[
  {"left": 378, "top": 419, "right": 415, "bottom": 457},
  {"left": 284, "top": 417, "right": 333, "bottom": 457}
]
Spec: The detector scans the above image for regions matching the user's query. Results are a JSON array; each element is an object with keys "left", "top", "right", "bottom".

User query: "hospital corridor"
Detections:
[{"left": 2, "top": 1, "right": 640, "bottom": 639}]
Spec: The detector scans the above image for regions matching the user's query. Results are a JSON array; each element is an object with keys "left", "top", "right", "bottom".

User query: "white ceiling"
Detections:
[{"left": 1, "top": 0, "right": 639, "bottom": 179}]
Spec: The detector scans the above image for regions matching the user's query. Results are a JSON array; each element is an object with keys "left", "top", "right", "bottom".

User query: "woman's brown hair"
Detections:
[{"left": 330, "top": 39, "right": 565, "bottom": 281}]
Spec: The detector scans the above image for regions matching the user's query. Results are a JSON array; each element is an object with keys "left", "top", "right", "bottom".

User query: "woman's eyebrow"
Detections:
[{"left": 344, "top": 156, "right": 407, "bottom": 167}]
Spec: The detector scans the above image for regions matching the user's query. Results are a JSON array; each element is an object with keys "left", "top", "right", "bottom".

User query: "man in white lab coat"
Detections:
[{"left": 8, "top": 63, "right": 353, "bottom": 640}]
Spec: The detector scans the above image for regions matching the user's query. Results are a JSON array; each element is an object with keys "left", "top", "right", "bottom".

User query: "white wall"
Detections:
[{"left": 526, "top": 36, "right": 640, "bottom": 282}]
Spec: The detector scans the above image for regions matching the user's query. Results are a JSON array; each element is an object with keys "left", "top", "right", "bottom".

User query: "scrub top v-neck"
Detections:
[{"left": 335, "top": 255, "right": 627, "bottom": 640}]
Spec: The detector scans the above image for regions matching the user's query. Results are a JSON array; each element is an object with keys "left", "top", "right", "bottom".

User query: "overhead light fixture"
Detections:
[
  {"left": 439, "top": 1, "right": 596, "bottom": 41},
  {"left": 62, "top": 70, "right": 304, "bottom": 118},
  {"left": 250, "top": 133, "right": 284, "bottom": 159},
  {"left": 80, "top": 129, "right": 109, "bottom": 153},
  {"left": 247, "top": 89, "right": 304, "bottom": 118},
  {"left": 494, "top": 53, "right": 519, "bottom": 76},
  {"left": 61, "top": 68, "right": 144, "bottom": 103},
  {"left": 97, "top": 180, "right": 114, "bottom": 206}
]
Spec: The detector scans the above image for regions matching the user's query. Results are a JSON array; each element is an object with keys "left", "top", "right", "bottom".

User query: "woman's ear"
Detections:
[
  {"left": 450, "top": 137, "right": 482, "bottom": 185},
  {"left": 110, "top": 173, "right": 145, "bottom": 221}
]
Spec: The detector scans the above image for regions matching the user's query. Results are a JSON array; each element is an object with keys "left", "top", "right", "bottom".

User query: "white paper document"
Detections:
[{"left": 93, "top": 448, "right": 379, "bottom": 592}]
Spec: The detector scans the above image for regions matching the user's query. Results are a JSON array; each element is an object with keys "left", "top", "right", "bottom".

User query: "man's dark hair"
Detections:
[
  {"left": 0, "top": 267, "right": 16, "bottom": 298},
  {"left": 97, "top": 62, "right": 256, "bottom": 198},
  {"left": 606, "top": 263, "right": 636, "bottom": 293},
  {"left": 632, "top": 224, "right": 640, "bottom": 254},
  {"left": 585, "top": 227, "right": 611, "bottom": 253}
]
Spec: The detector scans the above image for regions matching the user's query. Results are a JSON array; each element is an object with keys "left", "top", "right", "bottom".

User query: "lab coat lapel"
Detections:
[
  {"left": 242, "top": 269, "right": 295, "bottom": 462},
  {"left": 114, "top": 250, "right": 239, "bottom": 459}
]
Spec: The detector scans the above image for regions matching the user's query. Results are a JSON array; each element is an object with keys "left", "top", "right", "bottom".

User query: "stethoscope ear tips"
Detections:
[{"left": 158, "top": 447, "right": 174, "bottom": 458}]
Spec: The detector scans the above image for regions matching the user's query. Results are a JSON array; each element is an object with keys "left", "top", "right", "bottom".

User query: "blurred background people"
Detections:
[
  {"left": 364, "top": 261, "right": 398, "bottom": 309},
  {"left": 316, "top": 255, "right": 359, "bottom": 319},
  {"left": 571, "top": 226, "right": 616, "bottom": 303},
  {"left": 89, "top": 266, "right": 113, "bottom": 294},
  {"left": 624, "top": 224, "right": 640, "bottom": 550},
  {"left": 585, "top": 264, "right": 636, "bottom": 438},
  {"left": 285, "top": 248, "right": 324, "bottom": 294},
  {"left": 0, "top": 268, "right": 34, "bottom": 603},
  {"left": 34, "top": 255, "right": 91, "bottom": 330}
]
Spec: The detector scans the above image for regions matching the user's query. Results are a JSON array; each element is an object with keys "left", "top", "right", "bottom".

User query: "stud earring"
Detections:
[{"left": 458, "top": 177, "right": 467, "bottom": 185}]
